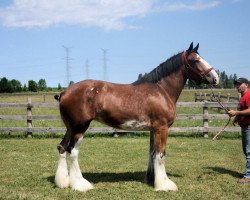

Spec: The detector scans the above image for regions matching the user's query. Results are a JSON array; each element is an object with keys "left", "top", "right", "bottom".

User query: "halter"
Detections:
[{"left": 181, "top": 51, "right": 214, "bottom": 81}]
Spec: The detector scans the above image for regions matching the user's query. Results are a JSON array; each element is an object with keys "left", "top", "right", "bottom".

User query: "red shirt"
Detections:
[{"left": 238, "top": 90, "right": 250, "bottom": 127}]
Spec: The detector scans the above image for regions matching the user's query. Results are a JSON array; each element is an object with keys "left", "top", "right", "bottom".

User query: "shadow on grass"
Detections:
[
  {"left": 205, "top": 167, "right": 242, "bottom": 178},
  {"left": 84, "top": 171, "right": 146, "bottom": 184},
  {"left": 47, "top": 171, "right": 182, "bottom": 185}
]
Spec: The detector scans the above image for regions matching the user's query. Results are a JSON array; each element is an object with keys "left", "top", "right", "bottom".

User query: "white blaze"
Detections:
[{"left": 198, "top": 55, "right": 219, "bottom": 85}]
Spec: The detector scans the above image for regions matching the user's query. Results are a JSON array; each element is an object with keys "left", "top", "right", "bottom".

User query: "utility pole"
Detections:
[
  {"left": 62, "top": 46, "right": 73, "bottom": 87},
  {"left": 101, "top": 48, "right": 108, "bottom": 81}
]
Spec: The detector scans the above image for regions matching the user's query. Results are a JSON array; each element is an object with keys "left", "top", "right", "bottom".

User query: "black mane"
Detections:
[{"left": 132, "top": 52, "right": 183, "bottom": 85}]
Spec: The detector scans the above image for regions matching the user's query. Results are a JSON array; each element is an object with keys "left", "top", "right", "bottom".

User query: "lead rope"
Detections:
[{"left": 210, "top": 86, "right": 232, "bottom": 141}]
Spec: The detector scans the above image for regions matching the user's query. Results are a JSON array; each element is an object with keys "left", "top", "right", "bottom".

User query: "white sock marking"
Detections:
[
  {"left": 69, "top": 136, "right": 93, "bottom": 192},
  {"left": 55, "top": 152, "right": 70, "bottom": 188},
  {"left": 154, "top": 152, "right": 178, "bottom": 191}
]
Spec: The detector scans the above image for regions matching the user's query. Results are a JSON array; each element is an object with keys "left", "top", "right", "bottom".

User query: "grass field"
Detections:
[{"left": 0, "top": 136, "right": 249, "bottom": 200}]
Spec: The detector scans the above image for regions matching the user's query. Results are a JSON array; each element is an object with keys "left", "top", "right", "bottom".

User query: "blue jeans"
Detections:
[{"left": 241, "top": 125, "right": 250, "bottom": 178}]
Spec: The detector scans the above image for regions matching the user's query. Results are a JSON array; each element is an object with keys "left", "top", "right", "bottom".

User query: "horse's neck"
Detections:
[{"left": 158, "top": 68, "right": 187, "bottom": 103}]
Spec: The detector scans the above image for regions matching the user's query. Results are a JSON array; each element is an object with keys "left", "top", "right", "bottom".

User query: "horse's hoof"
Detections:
[
  {"left": 70, "top": 178, "right": 94, "bottom": 192},
  {"left": 155, "top": 178, "right": 178, "bottom": 192},
  {"left": 55, "top": 175, "right": 70, "bottom": 189}
]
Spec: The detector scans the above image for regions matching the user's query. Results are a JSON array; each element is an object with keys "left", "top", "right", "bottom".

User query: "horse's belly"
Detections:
[{"left": 119, "top": 120, "right": 150, "bottom": 131}]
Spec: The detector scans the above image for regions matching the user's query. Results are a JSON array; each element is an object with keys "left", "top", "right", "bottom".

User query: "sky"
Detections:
[{"left": 0, "top": 0, "right": 250, "bottom": 87}]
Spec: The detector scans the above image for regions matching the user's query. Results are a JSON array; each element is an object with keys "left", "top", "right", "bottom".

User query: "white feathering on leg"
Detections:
[
  {"left": 55, "top": 152, "right": 70, "bottom": 188},
  {"left": 154, "top": 152, "right": 178, "bottom": 191},
  {"left": 69, "top": 136, "right": 93, "bottom": 192}
]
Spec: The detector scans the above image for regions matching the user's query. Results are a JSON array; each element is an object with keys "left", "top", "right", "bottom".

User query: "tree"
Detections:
[
  {"left": 28, "top": 80, "right": 38, "bottom": 92},
  {"left": 23, "top": 84, "right": 28, "bottom": 92},
  {"left": 58, "top": 83, "right": 62, "bottom": 90},
  {"left": 0, "top": 77, "right": 10, "bottom": 92},
  {"left": 0, "top": 77, "right": 23, "bottom": 93},
  {"left": 9, "top": 79, "right": 22, "bottom": 92},
  {"left": 69, "top": 81, "right": 74, "bottom": 86},
  {"left": 217, "top": 71, "right": 237, "bottom": 89},
  {"left": 187, "top": 79, "right": 196, "bottom": 88},
  {"left": 38, "top": 79, "right": 47, "bottom": 91}
]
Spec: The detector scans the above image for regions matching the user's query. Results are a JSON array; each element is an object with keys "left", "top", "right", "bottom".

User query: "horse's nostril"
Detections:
[{"left": 213, "top": 78, "right": 219, "bottom": 85}]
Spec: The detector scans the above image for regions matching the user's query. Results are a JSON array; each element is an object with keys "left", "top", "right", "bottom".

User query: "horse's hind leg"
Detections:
[
  {"left": 69, "top": 133, "right": 93, "bottom": 192},
  {"left": 54, "top": 129, "right": 71, "bottom": 189},
  {"left": 55, "top": 121, "right": 93, "bottom": 192},
  {"left": 55, "top": 151, "right": 69, "bottom": 188}
]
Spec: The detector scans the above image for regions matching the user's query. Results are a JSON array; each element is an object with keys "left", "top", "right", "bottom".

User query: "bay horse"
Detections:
[{"left": 54, "top": 43, "right": 219, "bottom": 192}]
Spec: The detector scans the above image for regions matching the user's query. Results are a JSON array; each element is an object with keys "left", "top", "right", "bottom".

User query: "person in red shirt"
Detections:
[{"left": 228, "top": 77, "right": 250, "bottom": 183}]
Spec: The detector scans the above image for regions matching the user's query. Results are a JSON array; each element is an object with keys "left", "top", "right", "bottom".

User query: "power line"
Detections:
[
  {"left": 101, "top": 48, "right": 108, "bottom": 81},
  {"left": 62, "top": 45, "right": 73, "bottom": 86}
]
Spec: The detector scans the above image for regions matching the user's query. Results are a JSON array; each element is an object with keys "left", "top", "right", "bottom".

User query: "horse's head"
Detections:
[{"left": 182, "top": 42, "right": 219, "bottom": 85}]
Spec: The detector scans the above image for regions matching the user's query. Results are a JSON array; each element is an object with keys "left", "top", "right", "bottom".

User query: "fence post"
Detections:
[
  {"left": 227, "top": 93, "right": 230, "bottom": 102},
  {"left": 27, "top": 97, "right": 33, "bottom": 138},
  {"left": 217, "top": 92, "right": 221, "bottom": 112},
  {"left": 218, "top": 92, "right": 221, "bottom": 101},
  {"left": 203, "top": 102, "right": 209, "bottom": 138},
  {"left": 238, "top": 93, "right": 241, "bottom": 100}
]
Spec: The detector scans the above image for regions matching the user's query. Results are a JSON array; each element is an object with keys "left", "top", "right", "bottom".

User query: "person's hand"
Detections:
[{"left": 227, "top": 109, "right": 237, "bottom": 117}]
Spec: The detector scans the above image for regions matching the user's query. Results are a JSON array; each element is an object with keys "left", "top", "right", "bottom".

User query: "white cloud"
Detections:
[
  {"left": 154, "top": 0, "right": 220, "bottom": 12},
  {"left": 0, "top": 0, "right": 220, "bottom": 30}
]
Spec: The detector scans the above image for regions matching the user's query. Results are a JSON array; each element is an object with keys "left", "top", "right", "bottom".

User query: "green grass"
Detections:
[
  {"left": 178, "top": 89, "right": 239, "bottom": 102},
  {"left": 0, "top": 93, "right": 58, "bottom": 103},
  {"left": 0, "top": 136, "right": 249, "bottom": 200}
]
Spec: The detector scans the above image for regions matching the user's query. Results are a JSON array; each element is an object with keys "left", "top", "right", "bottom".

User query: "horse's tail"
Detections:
[
  {"left": 55, "top": 91, "right": 66, "bottom": 102},
  {"left": 54, "top": 91, "right": 71, "bottom": 154},
  {"left": 54, "top": 94, "right": 60, "bottom": 101}
]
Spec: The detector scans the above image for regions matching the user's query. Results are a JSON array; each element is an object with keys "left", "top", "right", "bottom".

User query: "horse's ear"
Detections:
[
  {"left": 193, "top": 43, "right": 199, "bottom": 53},
  {"left": 187, "top": 42, "right": 193, "bottom": 54}
]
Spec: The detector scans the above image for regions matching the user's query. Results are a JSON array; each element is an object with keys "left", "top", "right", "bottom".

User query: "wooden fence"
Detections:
[
  {"left": 0, "top": 98, "right": 240, "bottom": 137},
  {"left": 195, "top": 92, "right": 240, "bottom": 102}
]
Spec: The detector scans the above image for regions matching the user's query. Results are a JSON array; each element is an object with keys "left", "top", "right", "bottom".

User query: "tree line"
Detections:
[{"left": 0, "top": 77, "right": 62, "bottom": 93}]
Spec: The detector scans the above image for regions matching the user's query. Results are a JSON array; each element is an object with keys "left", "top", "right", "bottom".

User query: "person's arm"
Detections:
[{"left": 228, "top": 107, "right": 250, "bottom": 116}]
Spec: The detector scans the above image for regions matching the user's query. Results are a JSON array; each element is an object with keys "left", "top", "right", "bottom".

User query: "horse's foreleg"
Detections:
[
  {"left": 69, "top": 135, "right": 93, "bottom": 192},
  {"left": 151, "top": 126, "right": 178, "bottom": 191}
]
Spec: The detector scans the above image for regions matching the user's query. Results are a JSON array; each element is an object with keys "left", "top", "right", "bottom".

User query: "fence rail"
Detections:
[
  {"left": 0, "top": 98, "right": 240, "bottom": 137},
  {"left": 195, "top": 92, "right": 240, "bottom": 102}
]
